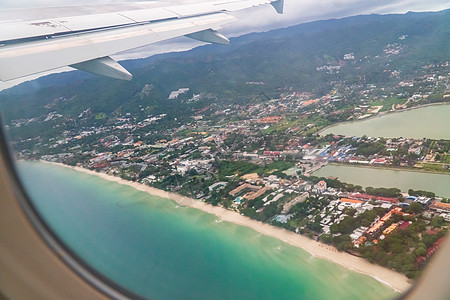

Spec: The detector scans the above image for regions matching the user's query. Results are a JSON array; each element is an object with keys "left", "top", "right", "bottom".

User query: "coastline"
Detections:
[
  {"left": 317, "top": 101, "right": 450, "bottom": 136},
  {"left": 40, "top": 160, "right": 412, "bottom": 293}
]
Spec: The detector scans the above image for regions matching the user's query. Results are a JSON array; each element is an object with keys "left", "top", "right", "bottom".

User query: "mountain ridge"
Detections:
[{"left": 0, "top": 9, "right": 449, "bottom": 125}]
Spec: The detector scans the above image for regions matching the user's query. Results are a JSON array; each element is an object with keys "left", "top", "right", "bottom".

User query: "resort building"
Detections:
[
  {"left": 314, "top": 180, "right": 327, "bottom": 194},
  {"left": 429, "top": 201, "right": 450, "bottom": 213},
  {"left": 383, "top": 223, "right": 399, "bottom": 236},
  {"left": 245, "top": 186, "right": 271, "bottom": 200},
  {"left": 208, "top": 182, "right": 227, "bottom": 192},
  {"left": 229, "top": 183, "right": 260, "bottom": 196}
]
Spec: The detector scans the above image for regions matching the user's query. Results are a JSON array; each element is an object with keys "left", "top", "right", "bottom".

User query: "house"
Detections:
[
  {"left": 427, "top": 238, "right": 446, "bottom": 258},
  {"left": 229, "top": 183, "right": 260, "bottom": 197},
  {"left": 274, "top": 214, "right": 293, "bottom": 224},
  {"left": 340, "top": 198, "right": 364, "bottom": 204},
  {"left": 314, "top": 180, "right": 327, "bottom": 193},
  {"left": 429, "top": 201, "right": 450, "bottom": 213},
  {"left": 208, "top": 182, "right": 227, "bottom": 192}
]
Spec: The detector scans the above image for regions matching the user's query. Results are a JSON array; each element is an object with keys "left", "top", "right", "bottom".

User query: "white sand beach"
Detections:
[{"left": 43, "top": 161, "right": 412, "bottom": 293}]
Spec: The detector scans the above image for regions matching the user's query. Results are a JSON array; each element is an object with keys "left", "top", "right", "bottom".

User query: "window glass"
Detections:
[{"left": 1, "top": 1, "right": 449, "bottom": 299}]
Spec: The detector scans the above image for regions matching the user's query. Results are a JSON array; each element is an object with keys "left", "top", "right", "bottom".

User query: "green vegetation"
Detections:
[
  {"left": 419, "top": 163, "right": 450, "bottom": 174},
  {"left": 217, "top": 160, "right": 294, "bottom": 177},
  {"left": 355, "top": 141, "right": 385, "bottom": 156},
  {"left": 358, "top": 217, "right": 447, "bottom": 278},
  {"left": 371, "top": 97, "right": 406, "bottom": 112},
  {"left": 408, "top": 189, "right": 436, "bottom": 198},
  {"left": 94, "top": 112, "right": 107, "bottom": 120},
  {"left": 330, "top": 209, "right": 385, "bottom": 235},
  {"left": 365, "top": 187, "right": 401, "bottom": 198}
]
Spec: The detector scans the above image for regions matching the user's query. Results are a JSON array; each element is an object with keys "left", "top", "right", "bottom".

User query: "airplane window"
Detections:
[{"left": 1, "top": 1, "right": 449, "bottom": 299}]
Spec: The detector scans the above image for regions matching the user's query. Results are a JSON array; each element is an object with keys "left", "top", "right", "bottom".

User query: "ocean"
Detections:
[{"left": 16, "top": 161, "right": 396, "bottom": 300}]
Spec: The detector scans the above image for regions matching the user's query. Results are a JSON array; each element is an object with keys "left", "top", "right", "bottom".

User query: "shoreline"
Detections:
[
  {"left": 317, "top": 101, "right": 450, "bottom": 136},
  {"left": 40, "top": 160, "right": 412, "bottom": 293}
]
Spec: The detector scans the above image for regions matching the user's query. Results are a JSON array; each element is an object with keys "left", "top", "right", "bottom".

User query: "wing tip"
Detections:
[{"left": 271, "top": 0, "right": 284, "bottom": 14}]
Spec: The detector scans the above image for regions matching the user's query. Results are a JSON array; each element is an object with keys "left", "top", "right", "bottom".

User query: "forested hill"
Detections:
[{"left": 1, "top": 9, "right": 449, "bottom": 123}]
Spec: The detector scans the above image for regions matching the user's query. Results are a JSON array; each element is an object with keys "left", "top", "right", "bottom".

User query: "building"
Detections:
[
  {"left": 429, "top": 202, "right": 450, "bottom": 213},
  {"left": 414, "top": 196, "right": 432, "bottom": 206},
  {"left": 381, "top": 207, "right": 402, "bottom": 222},
  {"left": 427, "top": 237, "right": 446, "bottom": 258},
  {"left": 229, "top": 183, "right": 260, "bottom": 197},
  {"left": 254, "top": 116, "right": 284, "bottom": 124},
  {"left": 383, "top": 223, "right": 399, "bottom": 236},
  {"left": 282, "top": 192, "right": 309, "bottom": 214},
  {"left": 366, "top": 208, "right": 403, "bottom": 235},
  {"left": 168, "top": 88, "right": 190, "bottom": 99},
  {"left": 340, "top": 198, "right": 364, "bottom": 204},
  {"left": 274, "top": 214, "right": 293, "bottom": 224},
  {"left": 367, "top": 220, "right": 385, "bottom": 235},
  {"left": 245, "top": 186, "right": 271, "bottom": 200},
  {"left": 375, "top": 196, "right": 398, "bottom": 204},
  {"left": 208, "top": 182, "right": 227, "bottom": 192},
  {"left": 314, "top": 180, "right": 327, "bottom": 193}
]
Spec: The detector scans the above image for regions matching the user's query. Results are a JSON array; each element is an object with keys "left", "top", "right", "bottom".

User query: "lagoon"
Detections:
[
  {"left": 313, "top": 164, "right": 450, "bottom": 198},
  {"left": 321, "top": 104, "right": 450, "bottom": 139}
]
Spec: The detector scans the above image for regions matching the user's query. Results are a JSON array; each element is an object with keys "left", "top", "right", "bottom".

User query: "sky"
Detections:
[{"left": 0, "top": 0, "right": 448, "bottom": 91}]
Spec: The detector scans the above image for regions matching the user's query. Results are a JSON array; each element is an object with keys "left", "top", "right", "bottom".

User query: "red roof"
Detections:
[
  {"left": 340, "top": 198, "right": 364, "bottom": 204},
  {"left": 376, "top": 196, "right": 398, "bottom": 203},
  {"left": 427, "top": 237, "right": 446, "bottom": 258},
  {"left": 415, "top": 256, "right": 426, "bottom": 267},
  {"left": 353, "top": 193, "right": 374, "bottom": 200},
  {"left": 373, "top": 159, "right": 386, "bottom": 163},
  {"left": 399, "top": 221, "right": 411, "bottom": 230},
  {"left": 430, "top": 202, "right": 450, "bottom": 210}
]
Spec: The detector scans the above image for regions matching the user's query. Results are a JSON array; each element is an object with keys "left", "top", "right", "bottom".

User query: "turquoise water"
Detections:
[{"left": 16, "top": 161, "right": 396, "bottom": 300}]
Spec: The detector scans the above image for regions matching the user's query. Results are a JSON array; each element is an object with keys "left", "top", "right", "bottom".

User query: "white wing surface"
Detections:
[{"left": 0, "top": 0, "right": 283, "bottom": 81}]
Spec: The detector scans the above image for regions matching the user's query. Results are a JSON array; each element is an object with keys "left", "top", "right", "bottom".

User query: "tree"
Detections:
[
  {"left": 414, "top": 246, "right": 426, "bottom": 257},
  {"left": 335, "top": 235, "right": 352, "bottom": 251},
  {"left": 308, "top": 215, "right": 322, "bottom": 233},
  {"left": 319, "top": 234, "right": 333, "bottom": 244},
  {"left": 409, "top": 202, "right": 424, "bottom": 214},
  {"left": 261, "top": 203, "right": 280, "bottom": 222},
  {"left": 343, "top": 207, "right": 357, "bottom": 217},
  {"left": 422, "top": 233, "right": 438, "bottom": 247},
  {"left": 408, "top": 189, "right": 435, "bottom": 198},
  {"left": 430, "top": 216, "right": 445, "bottom": 228},
  {"left": 241, "top": 207, "right": 258, "bottom": 220}
]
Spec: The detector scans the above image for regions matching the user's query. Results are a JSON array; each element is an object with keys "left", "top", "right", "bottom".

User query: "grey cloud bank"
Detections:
[{"left": 0, "top": 0, "right": 448, "bottom": 89}]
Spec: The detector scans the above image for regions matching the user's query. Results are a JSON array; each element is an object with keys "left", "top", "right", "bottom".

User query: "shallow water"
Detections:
[{"left": 17, "top": 161, "right": 396, "bottom": 300}]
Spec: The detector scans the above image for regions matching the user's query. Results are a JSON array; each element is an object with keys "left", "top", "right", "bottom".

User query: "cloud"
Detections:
[
  {"left": 0, "top": 0, "right": 448, "bottom": 89},
  {"left": 223, "top": 0, "right": 449, "bottom": 36},
  {"left": 2, "top": 0, "right": 447, "bottom": 38}
]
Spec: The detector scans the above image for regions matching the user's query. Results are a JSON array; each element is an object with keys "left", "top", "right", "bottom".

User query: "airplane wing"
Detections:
[{"left": 0, "top": 0, "right": 283, "bottom": 81}]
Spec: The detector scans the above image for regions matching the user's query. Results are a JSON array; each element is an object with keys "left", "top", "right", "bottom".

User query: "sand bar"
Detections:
[{"left": 41, "top": 161, "right": 412, "bottom": 293}]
